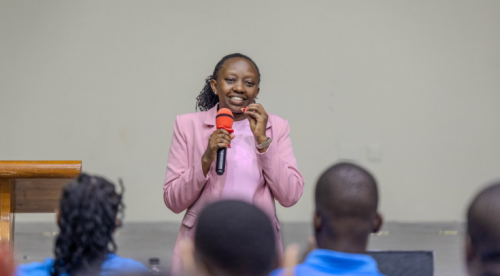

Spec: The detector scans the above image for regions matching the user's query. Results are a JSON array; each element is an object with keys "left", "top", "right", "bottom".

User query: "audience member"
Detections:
[
  {"left": 16, "top": 173, "right": 147, "bottom": 276},
  {"left": 466, "top": 181, "right": 500, "bottom": 276},
  {"left": 180, "top": 200, "right": 276, "bottom": 276},
  {"left": 0, "top": 244, "right": 15, "bottom": 276},
  {"left": 271, "top": 162, "right": 385, "bottom": 276}
]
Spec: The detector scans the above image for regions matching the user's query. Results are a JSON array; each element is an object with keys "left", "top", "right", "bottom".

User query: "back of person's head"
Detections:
[
  {"left": 314, "top": 162, "right": 382, "bottom": 253},
  {"left": 466, "top": 181, "right": 500, "bottom": 276},
  {"left": 194, "top": 200, "right": 276, "bottom": 276},
  {"left": 52, "top": 173, "right": 124, "bottom": 276}
]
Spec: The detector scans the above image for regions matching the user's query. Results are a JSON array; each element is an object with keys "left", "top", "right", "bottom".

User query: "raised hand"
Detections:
[
  {"left": 242, "top": 103, "right": 269, "bottom": 146},
  {"left": 283, "top": 243, "right": 300, "bottom": 276}
]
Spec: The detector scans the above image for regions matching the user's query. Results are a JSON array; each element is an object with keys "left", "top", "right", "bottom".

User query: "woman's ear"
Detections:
[
  {"left": 210, "top": 79, "right": 217, "bottom": 95},
  {"left": 372, "top": 213, "right": 383, "bottom": 233}
]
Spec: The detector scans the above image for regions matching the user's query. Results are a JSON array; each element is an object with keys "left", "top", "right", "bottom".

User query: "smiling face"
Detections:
[{"left": 210, "top": 57, "right": 260, "bottom": 120}]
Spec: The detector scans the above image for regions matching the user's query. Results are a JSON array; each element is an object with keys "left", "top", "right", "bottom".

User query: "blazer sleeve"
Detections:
[
  {"left": 256, "top": 119, "right": 304, "bottom": 207},
  {"left": 163, "top": 115, "right": 210, "bottom": 214}
]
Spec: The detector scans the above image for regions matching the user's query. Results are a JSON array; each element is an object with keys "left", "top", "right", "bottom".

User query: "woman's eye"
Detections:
[
  {"left": 246, "top": 81, "right": 254, "bottom": 86},
  {"left": 226, "top": 78, "right": 235, "bottom": 83}
]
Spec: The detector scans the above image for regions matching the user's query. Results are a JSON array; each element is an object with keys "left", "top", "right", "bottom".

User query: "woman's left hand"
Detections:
[{"left": 242, "top": 103, "right": 269, "bottom": 145}]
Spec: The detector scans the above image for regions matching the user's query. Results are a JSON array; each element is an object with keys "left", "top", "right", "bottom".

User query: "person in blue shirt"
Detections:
[
  {"left": 272, "top": 162, "right": 385, "bottom": 276},
  {"left": 465, "top": 181, "right": 500, "bottom": 276},
  {"left": 16, "top": 173, "right": 148, "bottom": 276}
]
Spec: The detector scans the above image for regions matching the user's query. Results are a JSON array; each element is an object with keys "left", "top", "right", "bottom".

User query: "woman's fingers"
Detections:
[
  {"left": 215, "top": 128, "right": 230, "bottom": 135},
  {"left": 245, "top": 110, "right": 258, "bottom": 118},
  {"left": 244, "top": 108, "right": 263, "bottom": 124},
  {"left": 211, "top": 132, "right": 233, "bottom": 144},
  {"left": 245, "top": 112, "right": 258, "bottom": 128},
  {"left": 216, "top": 136, "right": 231, "bottom": 143},
  {"left": 244, "top": 103, "right": 267, "bottom": 115},
  {"left": 209, "top": 132, "right": 234, "bottom": 151},
  {"left": 214, "top": 141, "right": 231, "bottom": 150},
  {"left": 215, "top": 132, "right": 234, "bottom": 140},
  {"left": 213, "top": 129, "right": 235, "bottom": 139},
  {"left": 244, "top": 104, "right": 268, "bottom": 126},
  {"left": 209, "top": 127, "right": 235, "bottom": 152},
  {"left": 216, "top": 135, "right": 231, "bottom": 143}
]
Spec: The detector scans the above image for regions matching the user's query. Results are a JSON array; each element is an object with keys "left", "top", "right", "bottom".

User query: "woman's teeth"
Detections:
[{"left": 231, "top": 97, "right": 244, "bottom": 101}]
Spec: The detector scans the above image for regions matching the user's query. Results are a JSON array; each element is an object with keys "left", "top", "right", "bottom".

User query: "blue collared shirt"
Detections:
[
  {"left": 271, "top": 249, "right": 386, "bottom": 276},
  {"left": 16, "top": 254, "right": 148, "bottom": 276}
]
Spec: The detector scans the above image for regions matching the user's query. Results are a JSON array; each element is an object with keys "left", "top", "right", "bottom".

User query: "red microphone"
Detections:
[
  {"left": 216, "top": 108, "right": 234, "bottom": 134},
  {"left": 215, "top": 108, "right": 234, "bottom": 175}
]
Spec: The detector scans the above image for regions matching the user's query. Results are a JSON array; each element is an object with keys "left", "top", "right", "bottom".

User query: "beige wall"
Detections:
[{"left": 1, "top": 0, "right": 499, "bottom": 223}]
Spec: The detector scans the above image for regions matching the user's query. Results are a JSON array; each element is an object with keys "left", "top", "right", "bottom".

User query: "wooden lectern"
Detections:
[{"left": 0, "top": 161, "right": 82, "bottom": 245}]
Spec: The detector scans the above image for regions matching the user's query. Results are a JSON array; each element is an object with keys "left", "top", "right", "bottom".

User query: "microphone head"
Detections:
[{"left": 216, "top": 108, "right": 234, "bottom": 133}]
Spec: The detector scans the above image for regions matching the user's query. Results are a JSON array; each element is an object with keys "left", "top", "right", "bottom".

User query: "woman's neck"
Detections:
[{"left": 233, "top": 113, "right": 246, "bottom": 121}]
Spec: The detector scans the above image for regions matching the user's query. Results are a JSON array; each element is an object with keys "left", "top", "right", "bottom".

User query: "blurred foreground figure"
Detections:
[
  {"left": 16, "top": 173, "right": 147, "bottom": 276},
  {"left": 0, "top": 244, "right": 15, "bottom": 276},
  {"left": 466, "top": 181, "right": 500, "bottom": 276},
  {"left": 180, "top": 200, "right": 276, "bottom": 276},
  {"left": 272, "top": 162, "right": 385, "bottom": 276}
]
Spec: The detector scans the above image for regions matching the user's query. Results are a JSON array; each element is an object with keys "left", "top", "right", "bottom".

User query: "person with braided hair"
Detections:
[
  {"left": 16, "top": 173, "right": 147, "bottom": 276},
  {"left": 164, "top": 53, "right": 304, "bottom": 275}
]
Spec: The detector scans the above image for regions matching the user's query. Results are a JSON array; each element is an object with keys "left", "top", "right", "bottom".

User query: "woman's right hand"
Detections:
[{"left": 202, "top": 129, "right": 235, "bottom": 176}]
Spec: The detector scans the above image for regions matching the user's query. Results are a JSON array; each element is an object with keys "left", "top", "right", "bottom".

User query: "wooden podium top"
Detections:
[{"left": 0, "top": 161, "right": 81, "bottom": 179}]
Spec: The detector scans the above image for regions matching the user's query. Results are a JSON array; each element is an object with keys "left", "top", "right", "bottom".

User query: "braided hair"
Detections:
[
  {"left": 52, "top": 173, "right": 124, "bottom": 276},
  {"left": 195, "top": 53, "right": 261, "bottom": 111}
]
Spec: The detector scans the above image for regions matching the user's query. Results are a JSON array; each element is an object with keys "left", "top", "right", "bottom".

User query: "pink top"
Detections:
[{"left": 222, "top": 119, "right": 262, "bottom": 202}]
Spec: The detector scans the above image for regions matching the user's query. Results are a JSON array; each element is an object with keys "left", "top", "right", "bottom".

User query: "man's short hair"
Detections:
[
  {"left": 468, "top": 182, "right": 500, "bottom": 262},
  {"left": 194, "top": 200, "right": 276, "bottom": 276},
  {"left": 315, "top": 162, "right": 379, "bottom": 220}
]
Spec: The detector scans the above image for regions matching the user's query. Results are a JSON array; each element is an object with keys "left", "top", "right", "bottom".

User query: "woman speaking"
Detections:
[{"left": 163, "top": 53, "right": 304, "bottom": 274}]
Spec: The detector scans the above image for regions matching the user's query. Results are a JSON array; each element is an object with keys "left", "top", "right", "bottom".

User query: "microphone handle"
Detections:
[{"left": 216, "top": 148, "right": 226, "bottom": 175}]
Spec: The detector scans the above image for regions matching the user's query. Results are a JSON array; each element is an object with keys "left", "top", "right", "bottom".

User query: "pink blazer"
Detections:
[{"left": 163, "top": 105, "right": 304, "bottom": 274}]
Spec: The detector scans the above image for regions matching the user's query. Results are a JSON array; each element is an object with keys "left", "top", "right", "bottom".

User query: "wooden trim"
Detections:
[
  {"left": 0, "top": 161, "right": 81, "bottom": 179},
  {"left": 0, "top": 179, "right": 12, "bottom": 244}
]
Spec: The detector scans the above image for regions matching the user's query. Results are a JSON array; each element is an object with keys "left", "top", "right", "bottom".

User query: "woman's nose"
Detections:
[{"left": 233, "top": 81, "right": 245, "bottom": 92}]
